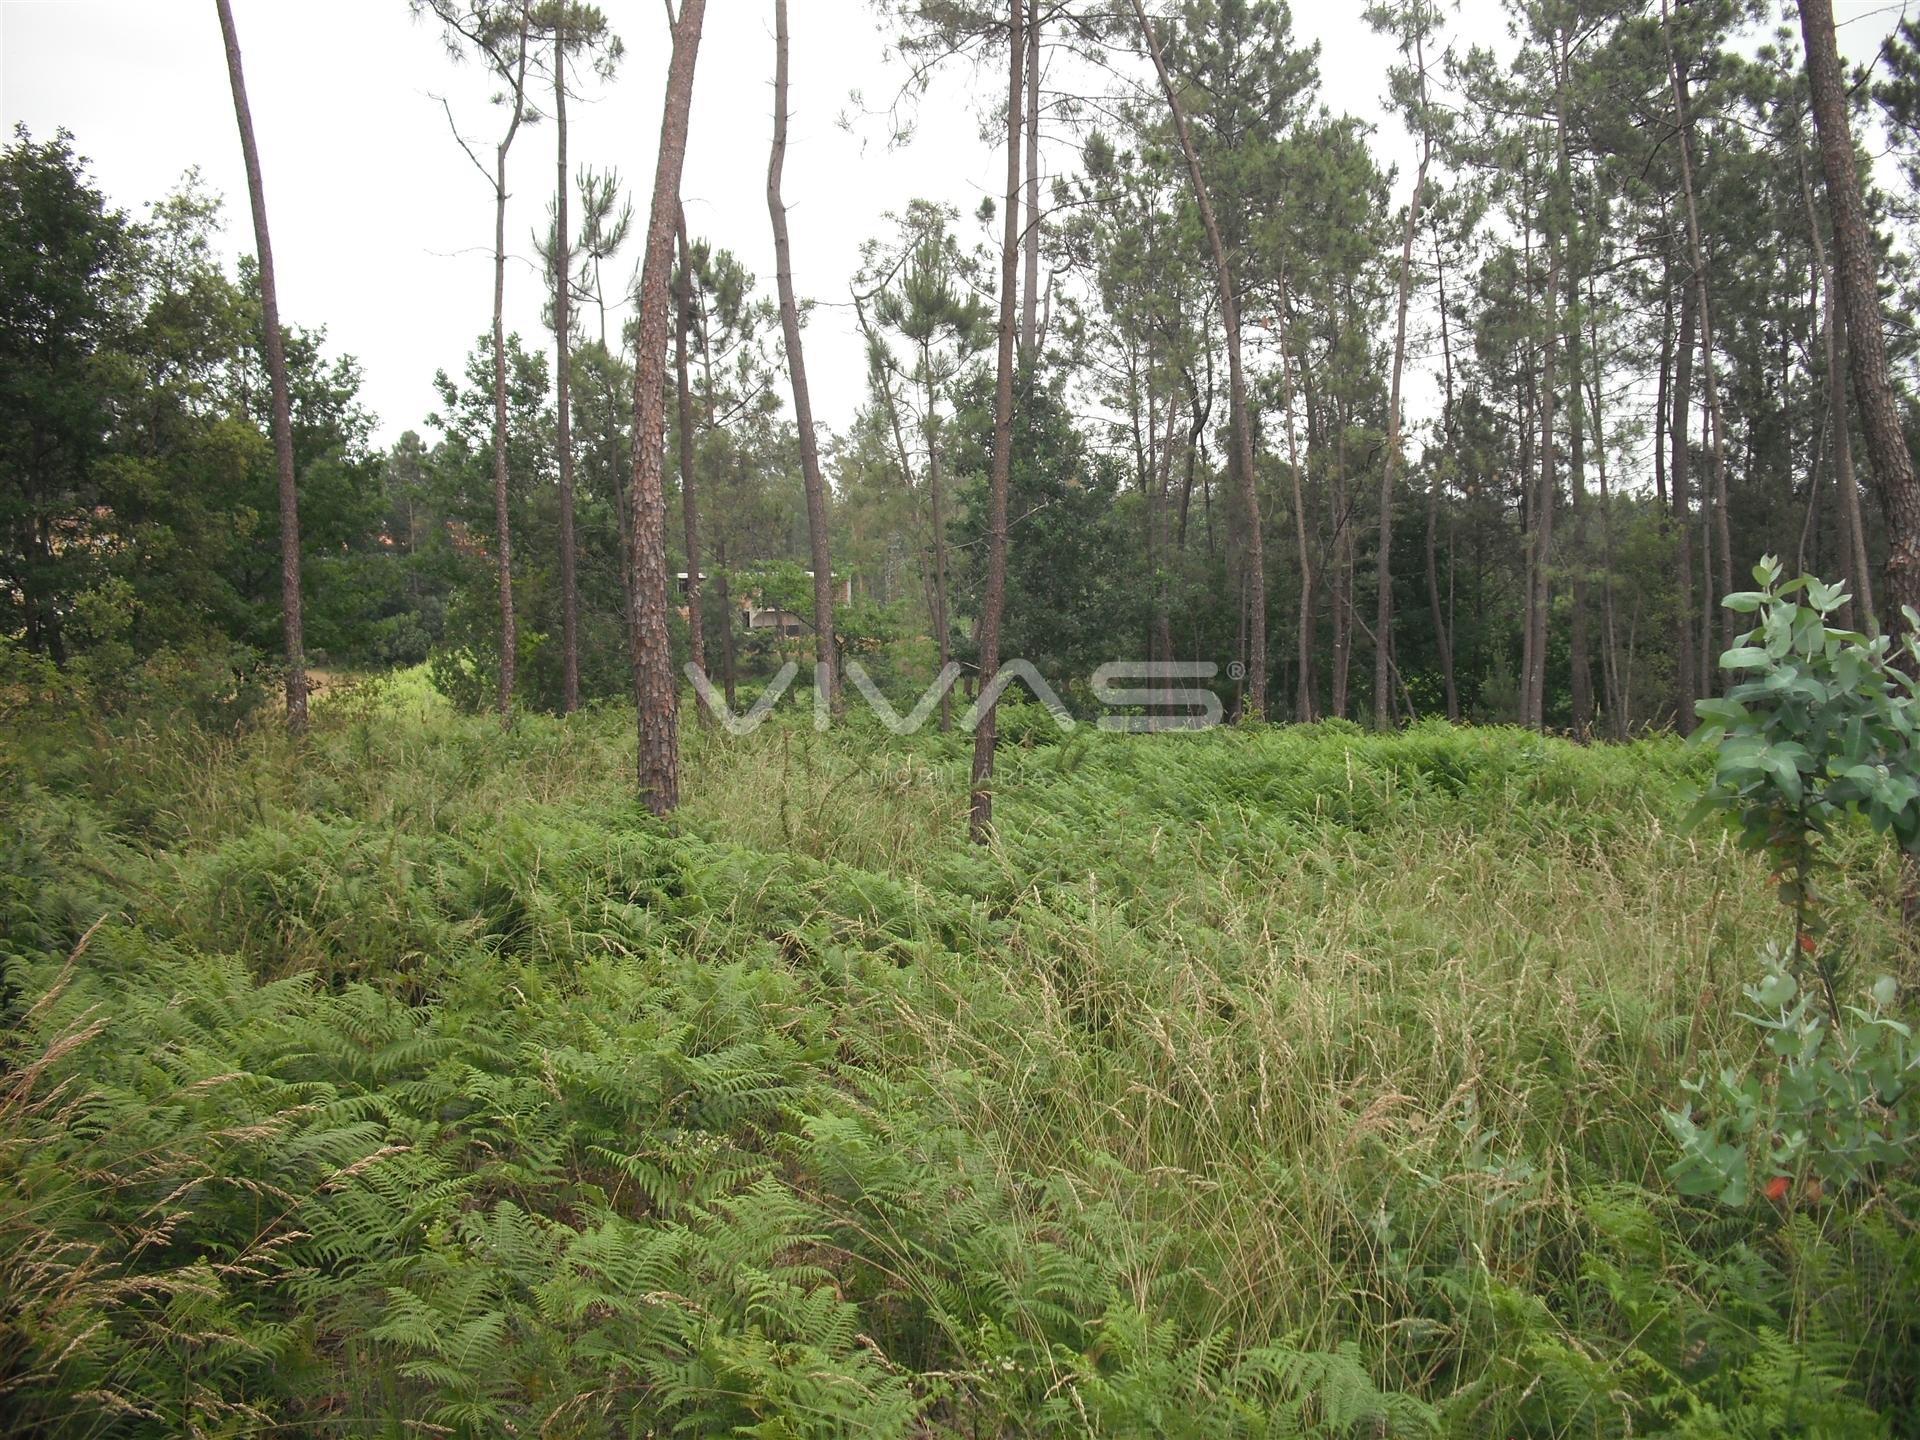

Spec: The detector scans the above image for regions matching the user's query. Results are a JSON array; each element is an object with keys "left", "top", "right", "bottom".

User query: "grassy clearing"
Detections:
[{"left": 2, "top": 678, "right": 1915, "bottom": 1436}]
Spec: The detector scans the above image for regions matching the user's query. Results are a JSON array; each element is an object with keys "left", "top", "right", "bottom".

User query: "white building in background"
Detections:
[{"left": 676, "top": 572, "right": 852, "bottom": 638}]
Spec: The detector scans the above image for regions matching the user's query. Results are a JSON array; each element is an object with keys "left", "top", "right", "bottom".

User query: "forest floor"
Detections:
[{"left": 3, "top": 671, "right": 1916, "bottom": 1436}]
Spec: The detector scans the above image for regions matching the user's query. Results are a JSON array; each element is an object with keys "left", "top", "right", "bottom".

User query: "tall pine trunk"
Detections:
[
  {"left": 1376, "top": 118, "right": 1428, "bottom": 730},
  {"left": 969, "top": 0, "right": 1023, "bottom": 841},
  {"left": 1796, "top": 142, "right": 1877, "bottom": 632},
  {"left": 1135, "top": 0, "right": 1265, "bottom": 719},
  {"left": 488, "top": 10, "right": 532, "bottom": 726},
  {"left": 629, "top": 0, "right": 706, "bottom": 813},
  {"left": 553, "top": 21, "right": 579, "bottom": 713},
  {"left": 1526, "top": 196, "right": 1559, "bottom": 732},
  {"left": 1671, "top": 284, "right": 1697, "bottom": 731},
  {"left": 215, "top": 0, "right": 306, "bottom": 735},
  {"left": 1428, "top": 220, "right": 1459, "bottom": 722},
  {"left": 1587, "top": 277, "right": 1622, "bottom": 736},
  {"left": 1553, "top": 28, "right": 1591, "bottom": 739},
  {"left": 1801, "top": 0, "right": 1920, "bottom": 632},
  {"left": 919, "top": 340, "right": 954, "bottom": 732},
  {"left": 1332, "top": 382, "right": 1351, "bottom": 720},
  {"left": 675, "top": 217, "right": 710, "bottom": 723},
  {"left": 768, "top": 0, "right": 838, "bottom": 713},
  {"left": 1832, "top": 285, "right": 1875, "bottom": 627},
  {"left": 1663, "top": 0, "right": 1734, "bottom": 664},
  {"left": 1278, "top": 276, "right": 1314, "bottom": 722},
  {"left": 1020, "top": 7, "right": 1040, "bottom": 356}
]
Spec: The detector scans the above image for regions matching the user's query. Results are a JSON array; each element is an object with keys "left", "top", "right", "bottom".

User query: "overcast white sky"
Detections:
[{"left": 1, "top": 0, "right": 1907, "bottom": 453}]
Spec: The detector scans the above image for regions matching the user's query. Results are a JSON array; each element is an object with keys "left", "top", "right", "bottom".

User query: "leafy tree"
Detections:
[
  {"left": 0, "top": 127, "right": 134, "bottom": 663},
  {"left": 953, "top": 369, "right": 1143, "bottom": 701}
]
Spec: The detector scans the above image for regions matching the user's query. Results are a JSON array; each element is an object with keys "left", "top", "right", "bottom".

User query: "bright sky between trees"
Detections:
[{"left": 1, "top": 0, "right": 1901, "bottom": 448}]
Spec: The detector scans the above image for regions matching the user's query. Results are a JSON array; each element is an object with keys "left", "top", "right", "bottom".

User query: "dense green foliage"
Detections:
[{"left": 4, "top": 676, "right": 1917, "bottom": 1435}]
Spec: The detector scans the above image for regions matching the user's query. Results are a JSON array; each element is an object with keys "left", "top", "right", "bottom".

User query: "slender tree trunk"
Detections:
[
  {"left": 1553, "top": 29, "right": 1590, "bottom": 739},
  {"left": 1664, "top": 0, "right": 1735, "bottom": 663},
  {"left": 1519, "top": 374, "right": 1536, "bottom": 721},
  {"left": 969, "top": 0, "right": 1023, "bottom": 843},
  {"left": 1699, "top": 488, "right": 1714, "bottom": 694},
  {"left": 487, "top": 12, "right": 532, "bottom": 726},
  {"left": 1588, "top": 278, "right": 1622, "bottom": 736},
  {"left": 1021, "top": 4, "right": 1040, "bottom": 356},
  {"left": 716, "top": 537, "right": 738, "bottom": 711},
  {"left": 1135, "top": 0, "right": 1265, "bottom": 718},
  {"left": 1332, "top": 384, "right": 1352, "bottom": 720},
  {"left": 594, "top": 256, "right": 639, "bottom": 687},
  {"left": 1377, "top": 109, "right": 1429, "bottom": 730},
  {"left": 1655, "top": 274, "right": 1671, "bottom": 513},
  {"left": 1428, "top": 221, "right": 1459, "bottom": 721},
  {"left": 1801, "top": 0, "right": 1912, "bottom": 630},
  {"left": 1130, "top": 348, "right": 1153, "bottom": 651},
  {"left": 554, "top": 24, "right": 579, "bottom": 713},
  {"left": 215, "top": 0, "right": 306, "bottom": 735},
  {"left": 674, "top": 217, "right": 711, "bottom": 723},
  {"left": 1795, "top": 143, "right": 1867, "bottom": 629},
  {"left": 1178, "top": 361, "right": 1208, "bottom": 552},
  {"left": 922, "top": 344, "right": 954, "bottom": 732},
  {"left": 768, "top": 0, "right": 838, "bottom": 712},
  {"left": 1833, "top": 288, "right": 1876, "bottom": 628},
  {"left": 1672, "top": 284, "right": 1697, "bottom": 730},
  {"left": 629, "top": 0, "right": 706, "bottom": 814},
  {"left": 1528, "top": 215, "right": 1560, "bottom": 732},
  {"left": 1278, "top": 274, "right": 1315, "bottom": 721},
  {"left": 1154, "top": 388, "right": 1177, "bottom": 666}
]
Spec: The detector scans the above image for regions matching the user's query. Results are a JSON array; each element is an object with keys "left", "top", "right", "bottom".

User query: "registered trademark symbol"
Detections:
[{"left": 1227, "top": 661, "right": 1246, "bottom": 682}]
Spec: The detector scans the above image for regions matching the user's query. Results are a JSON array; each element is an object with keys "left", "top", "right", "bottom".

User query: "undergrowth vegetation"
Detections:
[{"left": 3, "top": 668, "right": 1917, "bottom": 1436}]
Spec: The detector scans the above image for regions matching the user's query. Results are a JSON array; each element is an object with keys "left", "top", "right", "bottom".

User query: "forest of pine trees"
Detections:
[
  {"left": 10, "top": 4, "right": 1920, "bottom": 1433},
  {"left": 12, "top": 0, "right": 1920, "bottom": 779}
]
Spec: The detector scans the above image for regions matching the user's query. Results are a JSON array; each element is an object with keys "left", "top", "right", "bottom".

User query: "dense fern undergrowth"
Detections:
[{"left": 4, "top": 671, "right": 1917, "bottom": 1437}]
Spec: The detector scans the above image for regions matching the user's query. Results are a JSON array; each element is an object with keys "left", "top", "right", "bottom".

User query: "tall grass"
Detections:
[{"left": 1, "top": 677, "right": 1913, "bottom": 1435}]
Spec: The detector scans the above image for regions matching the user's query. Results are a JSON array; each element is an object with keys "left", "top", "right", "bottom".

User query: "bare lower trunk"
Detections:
[
  {"left": 1428, "top": 221, "right": 1458, "bottom": 721},
  {"left": 1527, "top": 237, "right": 1560, "bottom": 732},
  {"left": 487, "top": 13, "right": 531, "bottom": 726},
  {"left": 1834, "top": 294, "right": 1876, "bottom": 629},
  {"left": 554, "top": 27, "right": 579, "bottom": 713},
  {"left": 1804, "top": 0, "right": 1920, "bottom": 631},
  {"left": 1376, "top": 175, "right": 1425, "bottom": 727},
  {"left": 1277, "top": 276, "right": 1314, "bottom": 722},
  {"left": 1020, "top": 6, "right": 1040, "bottom": 356},
  {"left": 1671, "top": 281, "right": 1697, "bottom": 731},
  {"left": 215, "top": 0, "right": 306, "bottom": 736},
  {"left": 1519, "top": 377, "right": 1536, "bottom": 721},
  {"left": 1664, "top": 1, "right": 1735, "bottom": 663},
  {"left": 768, "top": 0, "right": 838, "bottom": 712},
  {"left": 1377, "top": 38, "right": 1431, "bottom": 731},
  {"left": 629, "top": 0, "right": 707, "bottom": 813},
  {"left": 970, "top": 0, "right": 1023, "bottom": 842},
  {"left": 1699, "top": 503, "right": 1714, "bottom": 694},
  {"left": 1332, "top": 390, "right": 1351, "bottom": 720},
  {"left": 715, "top": 541, "right": 738, "bottom": 711},
  {"left": 1147, "top": 384, "right": 1176, "bottom": 672},
  {"left": 675, "top": 217, "right": 710, "bottom": 723},
  {"left": 1588, "top": 278, "right": 1622, "bottom": 736},
  {"left": 1553, "top": 31, "right": 1589, "bottom": 739},
  {"left": 1135, "top": 0, "right": 1264, "bottom": 719},
  {"left": 921, "top": 347, "right": 954, "bottom": 731}
]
